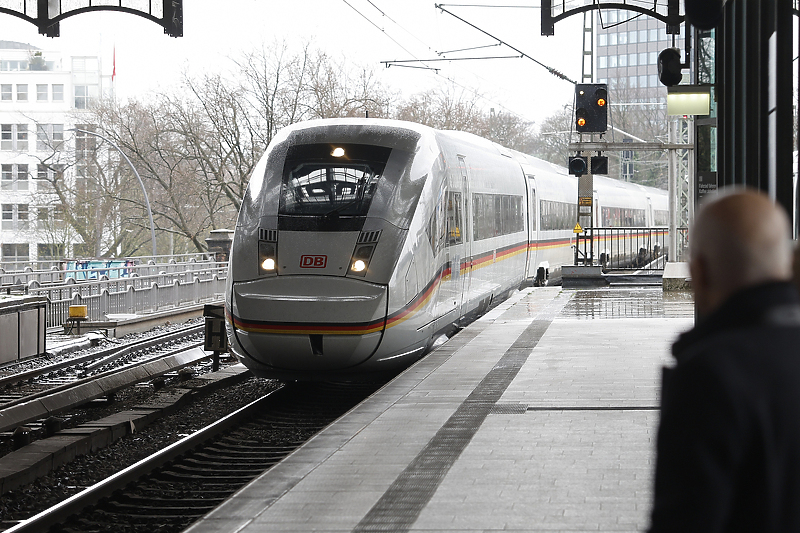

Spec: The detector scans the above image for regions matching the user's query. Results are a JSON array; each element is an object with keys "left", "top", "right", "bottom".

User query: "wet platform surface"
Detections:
[{"left": 187, "top": 287, "right": 695, "bottom": 533}]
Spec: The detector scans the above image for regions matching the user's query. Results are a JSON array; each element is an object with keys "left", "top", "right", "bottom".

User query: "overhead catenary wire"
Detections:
[
  {"left": 340, "top": 0, "right": 421, "bottom": 61},
  {"left": 434, "top": 3, "right": 577, "bottom": 84},
  {"left": 345, "top": 0, "right": 538, "bottom": 121}
]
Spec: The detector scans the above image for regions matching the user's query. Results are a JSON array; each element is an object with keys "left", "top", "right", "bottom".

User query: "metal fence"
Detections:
[
  {"left": 20, "top": 262, "right": 227, "bottom": 329},
  {"left": 575, "top": 227, "right": 684, "bottom": 271},
  {"left": 0, "top": 254, "right": 218, "bottom": 287}
]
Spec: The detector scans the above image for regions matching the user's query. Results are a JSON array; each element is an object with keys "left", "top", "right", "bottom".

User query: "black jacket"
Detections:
[{"left": 649, "top": 282, "right": 800, "bottom": 533}]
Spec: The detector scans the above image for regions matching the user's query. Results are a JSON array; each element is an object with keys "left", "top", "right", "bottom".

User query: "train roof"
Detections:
[{"left": 268, "top": 118, "right": 665, "bottom": 195}]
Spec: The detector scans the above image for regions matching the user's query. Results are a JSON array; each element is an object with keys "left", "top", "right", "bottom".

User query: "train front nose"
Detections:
[{"left": 229, "top": 276, "right": 387, "bottom": 372}]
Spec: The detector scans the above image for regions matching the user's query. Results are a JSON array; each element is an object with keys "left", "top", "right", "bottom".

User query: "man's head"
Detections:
[{"left": 690, "top": 189, "right": 793, "bottom": 317}]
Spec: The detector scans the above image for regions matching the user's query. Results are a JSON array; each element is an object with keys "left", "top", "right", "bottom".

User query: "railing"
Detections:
[
  {"left": 575, "top": 227, "right": 687, "bottom": 271},
  {"left": 22, "top": 263, "right": 228, "bottom": 329},
  {"left": 0, "top": 253, "right": 217, "bottom": 287}
]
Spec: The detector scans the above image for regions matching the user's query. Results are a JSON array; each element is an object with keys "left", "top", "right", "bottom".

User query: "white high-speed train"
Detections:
[{"left": 225, "top": 118, "right": 668, "bottom": 381}]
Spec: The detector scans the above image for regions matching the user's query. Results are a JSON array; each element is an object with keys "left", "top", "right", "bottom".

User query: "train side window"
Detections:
[{"left": 446, "top": 191, "right": 463, "bottom": 244}]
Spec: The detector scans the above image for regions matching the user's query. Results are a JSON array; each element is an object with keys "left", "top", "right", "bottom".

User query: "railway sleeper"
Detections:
[
  {"left": 103, "top": 500, "right": 220, "bottom": 515},
  {"left": 184, "top": 454, "right": 285, "bottom": 465},
  {"left": 127, "top": 486, "right": 234, "bottom": 499},
  {"left": 175, "top": 459, "right": 274, "bottom": 471},
  {"left": 193, "top": 450, "right": 292, "bottom": 460},
  {"left": 158, "top": 470, "right": 260, "bottom": 483},
  {"left": 118, "top": 492, "right": 226, "bottom": 506}
]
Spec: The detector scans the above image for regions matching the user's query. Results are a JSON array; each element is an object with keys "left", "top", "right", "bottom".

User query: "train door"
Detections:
[
  {"left": 432, "top": 185, "right": 464, "bottom": 327},
  {"left": 525, "top": 174, "right": 538, "bottom": 281},
  {"left": 457, "top": 156, "right": 472, "bottom": 314}
]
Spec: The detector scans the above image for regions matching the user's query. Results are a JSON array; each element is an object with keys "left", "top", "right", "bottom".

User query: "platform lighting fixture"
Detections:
[
  {"left": 667, "top": 85, "right": 711, "bottom": 116},
  {"left": 331, "top": 147, "right": 345, "bottom": 158}
]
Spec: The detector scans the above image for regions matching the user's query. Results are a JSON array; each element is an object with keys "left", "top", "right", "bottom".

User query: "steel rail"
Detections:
[
  {"left": 0, "top": 324, "right": 203, "bottom": 390},
  {"left": 3, "top": 388, "right": 285, "bottom": 533}
]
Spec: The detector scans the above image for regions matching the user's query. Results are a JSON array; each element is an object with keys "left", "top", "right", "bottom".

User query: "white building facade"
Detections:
[{"left": 0, "top": 40, "right": 106, "bottom": 269}]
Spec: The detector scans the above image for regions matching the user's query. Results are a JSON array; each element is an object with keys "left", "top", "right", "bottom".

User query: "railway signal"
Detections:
[
  {"left": 591, "top": 155, "right": 608, "bottom": 175},
  {"left": 658, "top": 48, "right": 683, "bottom": 86},
  {"left": 568, "top": 155, "right": 588, "bottom": 177},
  {"left": 575, "top": 84, "right": 608, "bottom": 133}
]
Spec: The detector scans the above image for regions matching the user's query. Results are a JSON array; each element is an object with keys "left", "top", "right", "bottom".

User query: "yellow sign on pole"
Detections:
[{"left": 573, "top": 222, "right": 583, "bottom": 233}]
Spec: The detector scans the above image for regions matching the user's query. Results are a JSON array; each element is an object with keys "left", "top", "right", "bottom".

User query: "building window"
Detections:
[
  {"left": 37, "top": 84, "right": 48, "bottom": 101},
  {"left": 74, "top": 85, "right": 89, "bottom": 109},
  {"left": 629, "top": 76, "right": 638, "bottom": 89},
  {"left": 16, "top": 84, "right": 27, "bottom": 101},
  {"left": 618, "top": 32, "right": 627, "bottom": 45},
  {"left": 618, "top": 54, "right": 627, "bottom": 67},
  {"left": 36, "top": 164, "right": 62, "bottom": 191},
  {"left": 52, "top": 84, "right": 64, "bottom": 101},
  {"left": 36, "top": 124, "right": 65, "bottom": 151},
  {"left": 639, "top": 52, "right": 648, "bottom": 66},
  {"left": 0, "top": 60, "right": 28, "bottom": 71},
  {"left": 639, "top": 29, "right": 648, "bottom": 43},
  {"left": 598, "top": 56, "right": 608, "bottom": 69},
  {"left": 1, "top": 205, "right": 29, "bottom": 231},
  {"left": 1, "top": 84, "right": 11, "bottom": 101},
  {"left": 629, "top": 53, "right": 637, "bottom": 67},
  {"left": 1, "top": 124, "right": 28, "bottom": 151},
  {"left": 598, "top": 34, "right": 607, "bottom": 47},
  {"left": 649, "top": 28, "right": 659, "bottom": 42},
  {"left": 639, "top": 75, "right": 648, "bottom": 89},
  {"left": 649, "top": 74, "right": 658, "bottom": 87},
  {"left": 38, "top": 243, "right": 64, "bottom": 259},
  {"left": 628, "top": 30, "right": 637, "bottom": 44},
  {"left": 1, "top": 165, "right": 11, "bottom": 189},
  {"left": 609, "top": 33, "right": 617, "bottom": 46},
  {"left": 1, "top": 243, "right": 29, "bottom": 264},
  {"left": 1, "top": 164, "right": 29, "bottom": 191},
  {"left": 16, "top": 124, "right": 27, "bottom": 151},
  {"left": 609, "top": 55, "right": 618, "bottom": 68}
]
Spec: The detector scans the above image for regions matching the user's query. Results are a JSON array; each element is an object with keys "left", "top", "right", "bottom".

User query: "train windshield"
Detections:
[{"left": 279, "top": 143, "right": 392, "bottom": 231}]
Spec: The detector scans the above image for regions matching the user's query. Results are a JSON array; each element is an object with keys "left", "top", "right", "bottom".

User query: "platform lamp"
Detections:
[
  {"left": 666, "top": 85, "right": 712, "bottom": 116},
  {"left": 69, "top": 128, "right": 157, "bottom": 258}
]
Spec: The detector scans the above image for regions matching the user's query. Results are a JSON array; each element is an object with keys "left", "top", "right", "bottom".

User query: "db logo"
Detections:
[{"left": 300, "top": 255, "right": 327, "bottom": 268}]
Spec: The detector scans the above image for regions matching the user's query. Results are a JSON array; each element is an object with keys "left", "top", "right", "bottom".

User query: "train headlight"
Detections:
[
  {"left": 348, "top": 244, "right": 375, "bottom": 277},
  {"left": 331, "top": 147, "right": 345, "bottom": 158},
  {"left": 351, "top": 259, "right": 367, "bottom": 272},
  {"left": 258, "top": 241, "right": 277, "bottom": 275}
]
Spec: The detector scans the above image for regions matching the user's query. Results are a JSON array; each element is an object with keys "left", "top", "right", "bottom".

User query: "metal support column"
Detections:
[
  {"left": 582, "top": 9, "right": 594, "bottom": 83},
  {"left": 716, "top": 0, "right": 794, "bottom": 219},
  {"left": 668, "top": 120, "right": 677, "bottom": 262}
]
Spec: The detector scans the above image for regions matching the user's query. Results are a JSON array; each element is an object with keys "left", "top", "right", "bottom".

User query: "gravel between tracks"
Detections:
[{"left": 0, "top": 375, "right": 282, "bottom": 527}]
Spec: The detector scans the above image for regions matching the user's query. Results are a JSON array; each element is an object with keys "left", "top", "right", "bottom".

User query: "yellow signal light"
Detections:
[
  {"left": 597, "top": 98, "right": 606, "bottom": 107},
  {"left": 577, "top": 117, "right": 587, "bottom": 127}
]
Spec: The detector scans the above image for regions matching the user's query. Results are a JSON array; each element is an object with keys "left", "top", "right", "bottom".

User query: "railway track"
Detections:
[
  {"left": 5, "top": 380, "right": 384, "bottom": 533},
  {"left": 0, "top": 325, "right": 207, "bottom": 435}
]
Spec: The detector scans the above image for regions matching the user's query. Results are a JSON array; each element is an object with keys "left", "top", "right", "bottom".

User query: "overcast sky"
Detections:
[{"left": 2, "top": 1, "right": 584, "bottom": 126}]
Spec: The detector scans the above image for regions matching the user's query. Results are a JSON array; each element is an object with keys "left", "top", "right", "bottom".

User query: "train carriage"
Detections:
[{"left": 225, "top": 118, "right": 668, "bottom": 381}]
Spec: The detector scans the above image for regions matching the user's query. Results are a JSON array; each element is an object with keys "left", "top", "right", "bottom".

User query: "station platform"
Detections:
[{"left": 187, "top": 286, "right": 695, "bottom": 533}]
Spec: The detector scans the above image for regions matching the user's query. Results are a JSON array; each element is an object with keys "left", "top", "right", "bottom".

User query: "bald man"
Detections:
[{"left": 649, "top": 190, "right": 800, "bottom": 533}]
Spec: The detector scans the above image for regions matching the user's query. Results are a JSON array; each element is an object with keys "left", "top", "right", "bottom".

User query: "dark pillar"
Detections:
[{"left": 715, "top": 0, "right": 794, "bottom": 223}]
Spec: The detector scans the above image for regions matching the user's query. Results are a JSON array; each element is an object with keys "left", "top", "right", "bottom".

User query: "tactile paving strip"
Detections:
[{"left": 353, "top": 295, "right": 568, "bottom": 532}]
